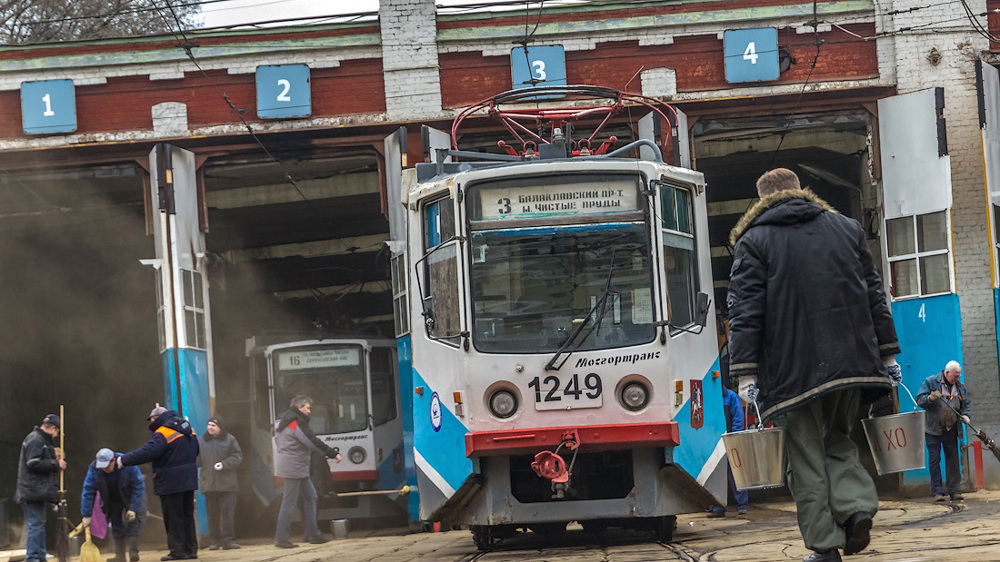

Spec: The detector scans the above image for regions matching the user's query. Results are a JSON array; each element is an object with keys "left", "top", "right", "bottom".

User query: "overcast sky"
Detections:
[{"left": 197, "top": 0, "right": 484, "bottom": 29}]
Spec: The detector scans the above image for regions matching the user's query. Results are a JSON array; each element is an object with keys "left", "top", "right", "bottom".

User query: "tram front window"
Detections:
[
  {"left": 272, "top": 346, "right": 368, "bottom": 434},
  {"left": 470, "top": 224, "right": 655, "bottom": 353}
]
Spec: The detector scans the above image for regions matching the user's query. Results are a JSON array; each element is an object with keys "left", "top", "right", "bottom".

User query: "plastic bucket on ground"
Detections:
[
  {"left": 861, "top": 410, "right": 926, "bottom": 475},
  {"left": 722, "top": 427, "right": 786, "bottom": 489}
]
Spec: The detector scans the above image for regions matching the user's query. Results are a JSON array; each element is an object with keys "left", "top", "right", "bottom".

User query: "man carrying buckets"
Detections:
[
  {"left": 727, "top": 168, "right": 901, "bottom": 562},
  {"left": 915, "top": 361, "right": 971, "bottom": 502}
]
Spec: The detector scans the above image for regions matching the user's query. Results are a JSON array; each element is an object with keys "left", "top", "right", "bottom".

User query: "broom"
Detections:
[
  {"left": 55, "top": 404, "right": 71, "bottom": 562},
  {"left": 80, "top": 525, "right": 102, "bottom": 562}
]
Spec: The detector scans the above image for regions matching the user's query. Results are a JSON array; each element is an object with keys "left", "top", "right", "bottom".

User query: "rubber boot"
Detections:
[
  {"left": 128, "top": 535, "right": 140, "bottom": 562},
  {"left": 106, "top": 537, "right": 126, "bottom": 562}
]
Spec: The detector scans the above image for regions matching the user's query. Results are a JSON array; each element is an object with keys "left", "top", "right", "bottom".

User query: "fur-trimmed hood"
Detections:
[{"left": 728, "top": 188, "right": 838, "bottom": 246}]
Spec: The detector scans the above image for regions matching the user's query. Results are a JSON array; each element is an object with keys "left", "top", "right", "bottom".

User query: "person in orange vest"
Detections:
[{"left": 120, "top": 407, "right": 200, "bottom": 561}]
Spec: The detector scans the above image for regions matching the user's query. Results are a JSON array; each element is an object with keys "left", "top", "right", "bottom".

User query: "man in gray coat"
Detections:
[
  {"left": 197, "top": 416, "right": 242, "bottom": 550},
  {"left": 273, "top": 395, "right": 341, "bottom": 549}
]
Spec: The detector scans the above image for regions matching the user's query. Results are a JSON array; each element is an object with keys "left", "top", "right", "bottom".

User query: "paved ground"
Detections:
[{"left": 5, "top": 491, "right": 1000, "bottom": 562}]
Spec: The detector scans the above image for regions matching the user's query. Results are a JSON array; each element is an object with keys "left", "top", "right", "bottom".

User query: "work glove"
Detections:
[
  {"left": 82, "top": 516, "right": 91, "bottom": 528},
  {"left": 962, "top": 415, "right": 971, "bottom": 425},
  {"left": 929, "top": 389, "right": 943, "bottom": 402},
  {"left": 738, "top": 375, "right": 759, "bottom": 403},
  {"left": 883, "top": 356, "right": 902, "bottom": 386},
  {"left": 116, "top": 457, "right": 123, "bottom": 469},
  {"left": 214, "top": 462, "right": 223, "bottom": 471},
  {"left": 125, "top": 510, "right": 136, "bottom": 523}
]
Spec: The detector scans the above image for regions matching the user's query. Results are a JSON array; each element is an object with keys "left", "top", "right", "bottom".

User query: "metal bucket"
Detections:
[
  {"left": 330, "top": 518, "right": 349, "bottom": 540},
  {"left": 722, "top": 426, "right": 786, "bottom": 489},
  {"left": 862, "top": 410, "right": 926, "bottom": 475}
]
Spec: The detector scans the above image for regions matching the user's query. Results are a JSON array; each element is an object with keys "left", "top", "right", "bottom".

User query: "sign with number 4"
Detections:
[
  {"left": 723, "top": 28, "right": 780, "bottom": 83},
  {"left": 256, "top": 64, "right": 311, "bottom": 119}
]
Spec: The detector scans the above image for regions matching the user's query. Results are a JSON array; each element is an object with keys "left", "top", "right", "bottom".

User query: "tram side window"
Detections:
[
  {"left": 420, "top": 197, "right": 461, "bottom": 340},
  {"left": 886, "top": 211, "right": 951, "bottom": 298},
  {"left": 391, "top": 253, "right": 409, "bottom": 337},
  {"left": 369, "top": 348, "right": 398, "bottom": 426},
  {"left": 252, "top": 355, "right": 271, "bottom": 430},
  {"left": 661, "top": 185, "right": 698, "bottom": 329}
]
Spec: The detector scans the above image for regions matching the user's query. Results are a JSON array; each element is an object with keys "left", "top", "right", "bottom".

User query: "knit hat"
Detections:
[
  {"left": 43, "top": 414, "right": 60, "bottom": 428},
  {"left": 207, "top": 415, "right": 223, "bottom": 428},
  {"left": 94, "top": 448, "right": 115, "bottom": 469},
  {"left": 148, "top": 406, "right": 168, "bottom": 421}
]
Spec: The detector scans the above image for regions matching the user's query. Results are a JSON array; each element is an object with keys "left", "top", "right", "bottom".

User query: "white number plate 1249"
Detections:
[{"left": 528, "top": 373, "right": 603, "bottom": 410}]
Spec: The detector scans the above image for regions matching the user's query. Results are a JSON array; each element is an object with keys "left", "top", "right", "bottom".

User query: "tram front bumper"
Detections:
[{"left": 464, "top": 422, "right": 679, "bottom": 458}]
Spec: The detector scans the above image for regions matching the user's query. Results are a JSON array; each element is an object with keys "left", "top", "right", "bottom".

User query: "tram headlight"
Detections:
[
  {"left": 489, "top": 389, "right": 518, "bottom": 419},
  {"left": 620, "top": 381, "right": 650, "bottom": 411},
  {"left": 348, "top": 446, "right": 366, "bottom": 464}
]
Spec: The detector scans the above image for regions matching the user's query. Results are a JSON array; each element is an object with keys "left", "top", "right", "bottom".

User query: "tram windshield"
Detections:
[
  {"left": 272, "top": 345, "right": 368, "bottom": 435},
  {"left": 467, "top": 173, "right": 655, "bottom": 353}
]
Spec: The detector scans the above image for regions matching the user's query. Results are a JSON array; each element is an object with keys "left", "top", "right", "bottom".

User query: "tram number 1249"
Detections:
[{"left": 528, "top": 373, "right": 603, "bottom": 410}]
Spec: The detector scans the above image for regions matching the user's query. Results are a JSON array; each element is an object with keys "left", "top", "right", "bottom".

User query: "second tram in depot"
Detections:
[
  {"left": 397, "top": 86, "right": 729, "bottom": 548},
  {"left": 246, "top": 334, "right": 416, "bottom": 524}
]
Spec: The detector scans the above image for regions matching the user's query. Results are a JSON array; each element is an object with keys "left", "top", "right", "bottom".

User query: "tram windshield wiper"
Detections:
[{"left": 544, "top": 251, "right": 616, "bottom": 371}]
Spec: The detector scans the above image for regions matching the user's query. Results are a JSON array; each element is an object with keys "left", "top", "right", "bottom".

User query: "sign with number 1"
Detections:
[
  {"left": 21, "top": 80, "right": 77, "bottom": 134},
  {"left": 256, "top": 64, "right": 311, "bottom": 119},
  {"left": 723, "top": 28, "right": 780, "bottom": 83}
]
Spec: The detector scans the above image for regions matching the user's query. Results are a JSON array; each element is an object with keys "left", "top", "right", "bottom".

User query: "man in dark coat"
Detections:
[
  {"left": 273, "top": 395, "right": 340, "bottom": 549},
  {"left": 120, "top": 406, "right": 199, "bottom": 561},
  {"left": 16, "top": 414, "right": 67, "bottom": 562},
  {"left": 727, "top": 168, "right": 901, "bottom": 562},
  {"left": 197, "top": 416, "right": 242, "bottom": 550},
  {"left": 81, "top": 448, "right": 146, "bottom": 562}
]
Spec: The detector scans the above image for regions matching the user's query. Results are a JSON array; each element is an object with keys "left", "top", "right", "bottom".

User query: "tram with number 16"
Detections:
[{"left": 396, "top": 86, "right": 728, "bottom": 548}]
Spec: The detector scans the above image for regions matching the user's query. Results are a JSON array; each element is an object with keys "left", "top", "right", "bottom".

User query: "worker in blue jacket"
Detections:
[
  {"left": 81, "top": 448, "right": 146, "bottom": 562},
  {"left": 120, "top": 406, "right": 199, "bottom": 562},
  {"left": 709, "top": 385, "right": 749, "bottom": 518}
]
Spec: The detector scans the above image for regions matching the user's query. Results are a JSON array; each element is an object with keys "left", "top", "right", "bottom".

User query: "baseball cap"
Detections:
[
  {"left": 43, "top": 414, "right": 60, "bottom": 428},
  {"left": 94, "top": 448, "right": 115, "bottom": 469},
  {"left": 148, "top": 406, "right": 168, "bottom": 421}
]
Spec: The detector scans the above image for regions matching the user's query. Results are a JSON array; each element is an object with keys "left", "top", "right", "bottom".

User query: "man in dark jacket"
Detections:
[
  {"left": 120, "top": 406, "right": 199, "bottom": 562},
  {"left": 197, "top": 416, "right": 242, "bottom": 550},
  {"left": 81, "top": 448, "right": 146, "bottom": 562},
  {"left": 915, "top": 361, "right": 971, "bottom": 502},
  {"left": 16, "top": 413, "right": 67, "bottom": 562},
  {"left": 727, "top": 168, "right": 901, "bottom": 562},
  {"left": 273, "top": 395, "right": 340, "bottom": 549}
]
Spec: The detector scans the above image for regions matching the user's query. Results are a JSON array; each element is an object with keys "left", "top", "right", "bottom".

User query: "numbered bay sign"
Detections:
[
  {"left": 511, "top": 45, "right": 567, "bottom": 91},
  {"left": 723, "top": 28, "right": 780, "bottom": 83},
  {"left": 21, "top": 79, "right": 77, "bottom": 134},
  {"left": 256, "top": 64, "right": 311, "bottom": 119}
]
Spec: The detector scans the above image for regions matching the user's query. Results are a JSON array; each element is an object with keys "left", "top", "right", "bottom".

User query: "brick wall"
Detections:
[
  {"left": 380, "top": 0, "right": 443, "bottom": 120},
  {"left": 890, "top": 0, "right": 1000, "bottom": 484}
]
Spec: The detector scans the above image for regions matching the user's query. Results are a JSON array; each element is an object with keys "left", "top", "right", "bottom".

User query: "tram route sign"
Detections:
[
  {"left": 723, "top": 28, "right": 780, "bottom": 83},
  {"left": 277, "top": 347, "right": 359, "bottom": 370},
  {"left": 21, "top": 79, "right": 77, "bottom": 135},
  {"left": 256, "top": 64, "right": 311, "bottom": 119},
  {"left": 476, "top": 183, "right": 639, "bottom": 221},
  {"left": 511, "top": 45, "right": 567, "bottom": 93}
]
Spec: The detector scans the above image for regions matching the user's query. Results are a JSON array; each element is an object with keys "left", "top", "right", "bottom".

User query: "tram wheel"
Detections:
[
  {"left": 653, "top": 515, "right": 677, "bottom": 542},
  {"left": 471, "top": 525, "right": 493, "bottom": 551}
]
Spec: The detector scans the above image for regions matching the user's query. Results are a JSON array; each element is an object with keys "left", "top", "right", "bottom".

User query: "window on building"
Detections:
[
  {"left": 661, "top": 184, "right": 698, "bottom": 329},
  {"left": 182, "top": 269, "right": 207, "bottom": 349},
  {"left": 886, "top": 210, "right": 951, "bottom": 298}
]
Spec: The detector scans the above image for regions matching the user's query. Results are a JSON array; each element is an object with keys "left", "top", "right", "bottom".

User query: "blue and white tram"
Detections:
[
  {"left": 401, "top": 87, "right": 728, "bottom": 548},
  {"left": 246, "top": 334, "right": 412, "bottom": 523}
]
